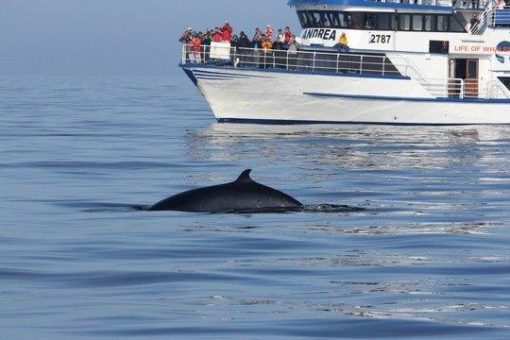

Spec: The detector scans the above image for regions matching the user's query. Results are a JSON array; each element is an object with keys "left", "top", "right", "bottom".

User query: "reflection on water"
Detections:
[{"left": 185, "top": 124, "right": 504, "bottom": 170}]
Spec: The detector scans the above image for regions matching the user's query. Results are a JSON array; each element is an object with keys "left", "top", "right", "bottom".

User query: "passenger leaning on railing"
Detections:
[
  {"left": 191, "top": 33, "right": 203, "bottom": 63},
  {"left": 287, "top": 35, "right": 298, "bottom": 70},
  {"left": 235, "top": 31, "right": 252, "bottom": 67},
  {"left": 179, "top": 28, "right": 193, "bottom": 63}
]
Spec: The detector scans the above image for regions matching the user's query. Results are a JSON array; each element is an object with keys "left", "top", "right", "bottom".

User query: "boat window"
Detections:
[
  {"left": 449, "top": 15, "right": 465, "bottom": 32},
  {"left": 467, "top": 60, "right": 478, "bottom": 78},
  {"left": 297, "top": 10, "right": 465, "bottom": 32},
  {"left": 437, "top": 15, "right": 449, "bottom": 31},
  {"left": 424, "top": 15, "right": 434, "bottom": 31},
  {"left": 429, "top": 40, "right": 449, "bottom": 54},
  {"left": 412, "top": 15, "right": 423, "bottom": 31},
  {"left": 399, "top": 15, "right": 411, "bottom": 31},
  {"left": 498, "top": 77, "right": 510, "bottom": 91},
  {"left": 376, "top": 13, "right": 395, "bottom": 30}
]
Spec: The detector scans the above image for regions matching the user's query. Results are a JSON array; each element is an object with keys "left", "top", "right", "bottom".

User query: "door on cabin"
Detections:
[{"left": 449, "top": 58, "right": 479, "bottom": 98}]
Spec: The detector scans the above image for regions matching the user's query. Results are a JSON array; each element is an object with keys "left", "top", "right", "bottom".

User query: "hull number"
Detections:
[{"left": 369, "top": 34, "right": 391, "bottom": 44}]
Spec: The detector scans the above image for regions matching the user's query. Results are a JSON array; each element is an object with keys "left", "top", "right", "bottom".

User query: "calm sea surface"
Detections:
[{"left": 1, "top": 75, "right": 509, "bottom": 339}]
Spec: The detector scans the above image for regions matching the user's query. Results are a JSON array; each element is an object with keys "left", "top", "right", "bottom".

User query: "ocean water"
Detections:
[{"left": 0, "top": 75, "right": 509, "bottom": 339}]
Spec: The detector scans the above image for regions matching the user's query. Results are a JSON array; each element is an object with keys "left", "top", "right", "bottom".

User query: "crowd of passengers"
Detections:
[{"left": 179, "top": 22, "right": 300, "bottom": 64}]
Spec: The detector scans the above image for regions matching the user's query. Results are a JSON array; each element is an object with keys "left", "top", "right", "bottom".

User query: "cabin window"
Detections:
[
  {"left": 376, "top": 13, "right": 394, "bottom": 30},
  {"left": 412, "top": 15, "right": 423, "bottom": 31},
  {"left": 437, "top": 16, "right": 449, "bottom": 31},
  {"left": 429, "top": 40, "right": 449, "bottom": 54},
  {"left": 296, "top": 10, "right": 465, "bottom": 32},
  {"left": 424, "top": 15, "right": 434, "bottom": 31},
  {"left": 399, "top": 15, "right": 411, "bottom": 31},
  {"left": 449, "top": 16, "right": 465, "bottom": 32}
]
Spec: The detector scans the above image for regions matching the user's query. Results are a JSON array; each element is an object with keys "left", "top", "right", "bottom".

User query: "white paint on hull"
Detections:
[{"left": 186, "top": 66, "right": 510, "bottom": 125}]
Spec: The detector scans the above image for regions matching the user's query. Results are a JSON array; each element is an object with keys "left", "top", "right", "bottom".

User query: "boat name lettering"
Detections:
[
  {"left": 302, "top": 29, "right": 337, "bottom": 41},
  {"left": 453, "top": 44, "right": 510, "bottom": 54}
]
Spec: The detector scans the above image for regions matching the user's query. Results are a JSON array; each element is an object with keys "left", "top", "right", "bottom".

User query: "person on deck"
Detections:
[
  {"left": 284, "top": 26, "right": 293, "bottom": 45},
  {"left": 212, "top": 27, "right": 223, "bottom": 42},
  {"left": 265, "top": 25, "right": 274, "bottom": 39},
  {"left": 221, "top": 21, "right": 233, "bottom": 41},
  {"left": 470, "top": 13, "right": 480, "bottom": 32},
  {"left": 191, "top": 33, "right": 203, "bottom": 63},
  {"left": 237, "top": 31, "right": 252, "bottom": 66},
  {"left": 262, "top": 35, "right": 273, "bottom": 50},
  {"left": 287, "top": 35, "right": 298, "bottom": 70},
  {"left": 202, "top": 30, "right": 212, "bottom": 62},
  {"left": 337, "top": 32, "right": 349, "bottom": 52},
  {"left": 261, "top": 34, "right": 273, "bottom": 69}
]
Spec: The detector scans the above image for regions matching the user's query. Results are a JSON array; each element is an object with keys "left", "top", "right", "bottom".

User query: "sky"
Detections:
[{"left": 0, "top": 0, "right": 299, "bottom": 76}]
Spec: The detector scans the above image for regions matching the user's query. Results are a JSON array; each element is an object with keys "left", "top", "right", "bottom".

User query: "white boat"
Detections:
[{"left": 180, "top": 0, "right": 510, "bottom": 125}]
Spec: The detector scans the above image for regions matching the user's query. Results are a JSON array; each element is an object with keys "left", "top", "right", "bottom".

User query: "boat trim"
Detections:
[
  {"left": 180, "top": 63, "right": 410, "bottom": 80},
  {"left": 217, "top": 118, "right": 510, "bottom": 126},
  {"left": 305, "top": 91, "right": 510, "bottom": 103}
]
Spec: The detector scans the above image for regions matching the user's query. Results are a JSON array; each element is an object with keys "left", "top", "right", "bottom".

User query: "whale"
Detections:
[{"left": 149, "top": 169, "right": 304, "bottom": 213}]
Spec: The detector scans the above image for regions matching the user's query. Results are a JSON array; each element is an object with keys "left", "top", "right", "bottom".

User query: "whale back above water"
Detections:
[{"left": 149, "top": 169, "right": 303, "bottom": 213}]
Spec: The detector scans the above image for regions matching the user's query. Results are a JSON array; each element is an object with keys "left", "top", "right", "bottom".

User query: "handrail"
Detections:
[
  {"left": 366, "top": 0, "right": 491, "bottom": 8},
  {"left": 421, "top": 77, "right": 509, "bottom": 99},
  {"left": 182, "top": 43, "right": 407, "bottom": 77},
  {"left": 471, "top": 1, "right": 510, "bottom": 35}
]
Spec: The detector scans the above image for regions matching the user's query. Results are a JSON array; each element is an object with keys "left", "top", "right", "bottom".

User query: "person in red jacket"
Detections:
[
  {"left": 212, "top": 27, "right": 223, "bottom": 42},
  {"left": 284, "top": 26, "right": 293, "bottom": 45},
  {"left": 221, "top": 21, "right": 233, "bottom": 41},
  {"left": 191, "top": 34, "right": 203, "bottom": 63}
]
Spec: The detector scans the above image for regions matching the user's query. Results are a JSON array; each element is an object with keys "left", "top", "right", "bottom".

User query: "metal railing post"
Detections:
[
  {"left": 336, "top": 53, "right": 340, "bottom": 74},
  {"left": 360, "top": 55, "right": 364, "bottom": 74},
  {"left": 182, "top": 44, "right": 186, "bottom": 64},
  {"left": 286, "top": 50, "right": 289, "bottom": 71},
  {"left": 313, "top": 52, "right": 316, "bottom": 72},
  {"left": 382, "top": 57, "right": 386, "bottom": 76}
]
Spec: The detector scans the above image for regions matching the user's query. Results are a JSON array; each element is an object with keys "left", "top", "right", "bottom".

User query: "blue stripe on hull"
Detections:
[
  {"left": 305, "top": 92, "right": 510, "bottom": 104},
  {"left": 180, "top": 63, "right": 409, "bottom": 80}
]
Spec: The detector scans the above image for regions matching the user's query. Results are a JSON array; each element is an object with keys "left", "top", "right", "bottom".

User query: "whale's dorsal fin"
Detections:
[{"left": 235, "top": 169, "right": 253, "bottom": 184}]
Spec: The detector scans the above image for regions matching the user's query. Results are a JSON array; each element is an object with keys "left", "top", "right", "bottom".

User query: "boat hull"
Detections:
[{"left": 183, "top": 65, "right": 510, "bottom": 125}]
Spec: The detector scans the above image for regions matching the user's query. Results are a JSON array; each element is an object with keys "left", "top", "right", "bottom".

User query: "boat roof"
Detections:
[{"left": 288, "top": 0, "right": 455, "bottom": 12}]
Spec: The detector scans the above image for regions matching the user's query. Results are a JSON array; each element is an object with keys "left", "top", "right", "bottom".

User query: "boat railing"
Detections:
[
  {"left": 471, "top": 0, "right": 510, "bottom": 34},
  {"left": 422, "top": 78, "right": 509, "bottom": 99},
  {"left": 182, "top": 43, "right": 410, "bottom": 77},
  {"left": 368, "top": 0, "right": 490, "bottom": 9}
]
